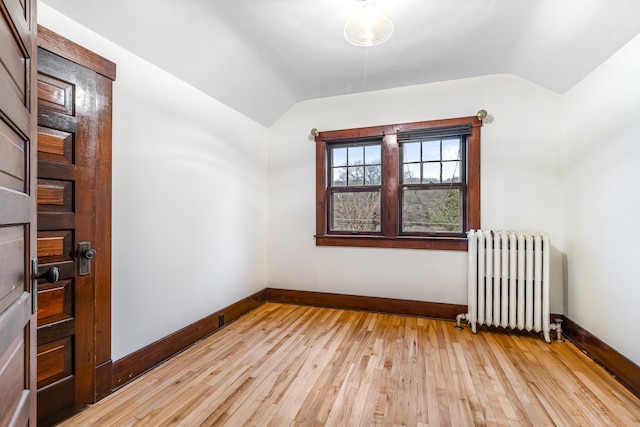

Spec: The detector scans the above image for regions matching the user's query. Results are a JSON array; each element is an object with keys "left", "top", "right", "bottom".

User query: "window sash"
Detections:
[
  {"left": 398, "top": 134, "right": 467, "bottom": 237},
  {"left": 400, "top": 184, "right": 466, "bottom": 237},
  {"left": 400, "top": 136, "right": 466, "bottom": 184},
  {"left": 328, "top": 188, "right": 382, "bottom": 234},
  {"left": 329, "top": 141, "right": 382, "bottom": 187}
]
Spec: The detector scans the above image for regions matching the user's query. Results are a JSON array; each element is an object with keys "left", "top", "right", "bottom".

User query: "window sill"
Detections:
[{"left": 315, "top": 235, "right": 468, "bottom": 251}]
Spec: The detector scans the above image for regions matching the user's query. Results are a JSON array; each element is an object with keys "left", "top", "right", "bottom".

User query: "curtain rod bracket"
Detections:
[
  {"left": 308, "top": 128, "right": 319, "bottom": 141},
  {"left": 477, "top": 109, "right": 494, "bottom": 125}
]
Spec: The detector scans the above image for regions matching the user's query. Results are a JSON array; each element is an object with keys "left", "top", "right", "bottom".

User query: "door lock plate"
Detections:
[{"left": 78, "top": 241, "right": 94, "bottom": 276}]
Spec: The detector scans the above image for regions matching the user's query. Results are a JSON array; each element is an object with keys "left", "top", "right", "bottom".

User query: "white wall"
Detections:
[
  {"left": 562, "top": 33, "right": 640, "bottom": 366},
  {"left": 268, "top": 75, "right": 564, "bottom": 312},
  {"left": 38, "top": 3, "right": 269, "bottom": 360}
]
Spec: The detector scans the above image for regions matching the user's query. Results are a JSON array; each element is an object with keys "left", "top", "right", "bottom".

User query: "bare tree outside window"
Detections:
[{"left": 332, "top": 191, "right": 381, "bottom": 231}]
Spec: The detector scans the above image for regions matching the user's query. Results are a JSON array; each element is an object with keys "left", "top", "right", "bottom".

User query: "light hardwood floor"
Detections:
[{"left": 59, "top": 303, "right": 640, "bottom": 426}]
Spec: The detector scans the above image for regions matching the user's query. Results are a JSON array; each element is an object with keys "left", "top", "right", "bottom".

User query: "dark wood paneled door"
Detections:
[
  {"left": 0, "top": 0, "right": 38, "bottom": 425},
  {"left": 35, "top": 35, "right": 115, "bottom": 425}
]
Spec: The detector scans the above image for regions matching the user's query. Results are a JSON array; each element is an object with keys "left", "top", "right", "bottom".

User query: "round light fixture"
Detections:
[{"left": 344, "top": 1, "right": 394, "bottom": 47}]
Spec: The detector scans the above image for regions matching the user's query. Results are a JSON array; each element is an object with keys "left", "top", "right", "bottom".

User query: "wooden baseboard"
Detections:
[
  {"left": 95, "top": 360, "right": 112, "bottom": 401},
  {"left": 266, "top": 288, "right": 466, "bottom": 321},
  {"left": 111, "top": 289, "right": 267, "bottom": 390},
  {"left": 561, "top": 316, "right": 640, "bottom": 399}
]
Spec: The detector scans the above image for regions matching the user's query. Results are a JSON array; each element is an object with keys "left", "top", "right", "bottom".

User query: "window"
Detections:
[
  {"left": 315, "top": 116, "right": 481, "bottom": 250},
  {"left": 329, "top": 141, "right": 382, "bottom": 233}
]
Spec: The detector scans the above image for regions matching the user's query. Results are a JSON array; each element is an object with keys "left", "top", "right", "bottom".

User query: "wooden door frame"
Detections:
[{"left": 37, "top": 25, "right": 116, "bottom": 402}]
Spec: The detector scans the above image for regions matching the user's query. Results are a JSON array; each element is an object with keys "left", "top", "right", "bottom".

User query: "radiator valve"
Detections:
[
  {"left": 550, "top": 318, "right": 564, "bottom": 342},
  {"left": 455, "top": 313, "right": 468, "bottom": 330}
]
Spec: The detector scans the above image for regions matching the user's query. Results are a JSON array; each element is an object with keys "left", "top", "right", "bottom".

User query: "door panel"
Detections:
[
  {"left": 37, "top": 336, "right": 73, "bottom": 388},
  {"left": 0, "top": 227, "right": 25, "bottom": 313},
  {"left": 0, "top": 2, "right": 26, "bottom": 106},
  {"left": 0, "top": 0, "right": 37, "bottom": 425},
  {"left": 0, "top": 312, "right": 29, "bottom": 425},
  {"left": 0, "top": 119, "right": 26, "bottom": 192},
  {"left": 37, "top": 74, "right": 74, "bottom": 115},
  {"left": 37, "top": 126, "right": 73, "bottom": 162},
  {"left": 37, "top": 279, "right": 73, "bottom": 325},
  {"left": 38, "top": 178, "right": 73, "bottom": 211}
]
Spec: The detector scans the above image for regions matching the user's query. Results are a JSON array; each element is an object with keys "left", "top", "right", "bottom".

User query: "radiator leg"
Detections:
[{"left": 455, "top": 313, "right": 468, "bottom": 330}]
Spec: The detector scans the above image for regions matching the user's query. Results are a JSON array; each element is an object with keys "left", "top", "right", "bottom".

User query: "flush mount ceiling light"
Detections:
[{"left": 344, "top": 0, "right": 394, "bottom": 47}]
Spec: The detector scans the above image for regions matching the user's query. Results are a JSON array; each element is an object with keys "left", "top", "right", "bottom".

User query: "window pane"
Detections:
[
  {"left": 442, "top": 138, "right": 460, "bottom": 161},
  {"left": 348, "top": 166, "right": 364, "bottom": 185},
  {"left": 332, "top": 147, "right": 347, "bottom": 166},
  {"left": 403, "top": 163, "right": 421, "bottom": 184},
  {"left": 331, "top": 191, "right": 381, "bottom": 232},
  {"left": 422, "top": 140, "right": 440, "bottom": 161},
  {"left": 365, "top": 165, "right": 381, "bottom": 185},
  {"left": 402, "top": 188, "right": 461, "bottom": 232},
  {"left": 442, "top": 161, "right": 461, "bottom": 182},
  {"left": 422, "top": 162, "right": 440, "bottom": 183},
  {"left": 365, "top": 145, "right": 381, "bottom": 165},
  {"left": 403, "top": 142, "right": 420, "bottom": 163},
  {"left": 348, "top": 146, "right": 363, "bottom": 166},
  {"left": 332, "top": 167, "right": 347, "bottom": 186}
]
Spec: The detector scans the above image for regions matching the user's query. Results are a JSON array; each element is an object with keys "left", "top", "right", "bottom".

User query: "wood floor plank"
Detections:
[{"left": 58, "top": 303, "right": 640, "bottom": 427}]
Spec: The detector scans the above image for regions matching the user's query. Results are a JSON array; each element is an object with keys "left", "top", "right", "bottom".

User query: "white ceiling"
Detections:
[{"left": 40, "top": 0, "right": 640, "bottom": 126}]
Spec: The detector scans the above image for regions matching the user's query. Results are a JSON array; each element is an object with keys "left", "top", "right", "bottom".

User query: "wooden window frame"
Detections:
[{"left": 315, "top": 116, "right": 481, "bottom": 251}]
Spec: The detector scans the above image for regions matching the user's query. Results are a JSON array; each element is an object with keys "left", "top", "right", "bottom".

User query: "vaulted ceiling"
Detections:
[{"left": 40, "top": 0, "right": 640, "bottom": 126}]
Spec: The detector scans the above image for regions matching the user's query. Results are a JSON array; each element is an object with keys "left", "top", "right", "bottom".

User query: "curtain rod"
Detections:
[{"left": 309, "top": 109, "right": 493, "bottom": 140}]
